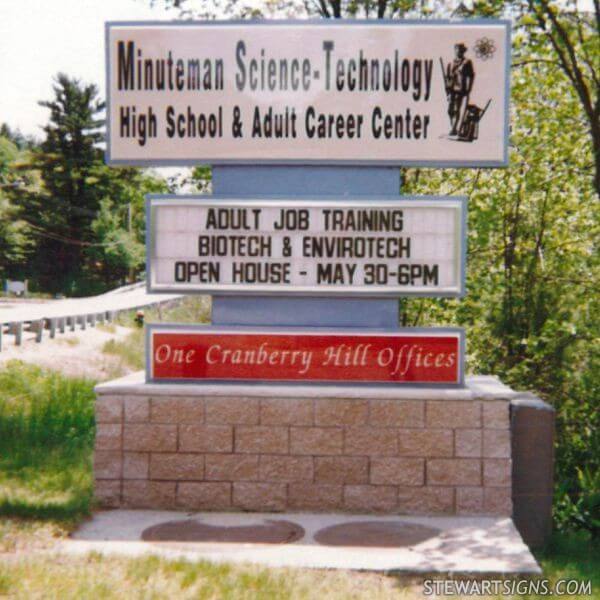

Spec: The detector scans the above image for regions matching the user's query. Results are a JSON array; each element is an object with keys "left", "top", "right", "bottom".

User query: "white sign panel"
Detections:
[
  {"left": 107, "top": 21, "right": 510, "bottom": 167},
  {"left": 147, "top": 197, "right": 466, "bottom": 297}
]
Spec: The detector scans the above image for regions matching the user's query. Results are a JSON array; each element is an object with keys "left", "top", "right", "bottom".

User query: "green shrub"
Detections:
[
  {"left": 103, "top": 296, "right": 211, "bottom": 371},
  {"left": 0, "top": 361, "right": 95, "bottom": 454},
  {"left": 554, "top": 468, "right": 600, "bottom": 540}
]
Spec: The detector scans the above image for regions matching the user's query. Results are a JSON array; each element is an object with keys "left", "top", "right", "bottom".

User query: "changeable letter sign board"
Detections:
[{"left": 147, "top": 196, "right": 466, "bottom": 297}]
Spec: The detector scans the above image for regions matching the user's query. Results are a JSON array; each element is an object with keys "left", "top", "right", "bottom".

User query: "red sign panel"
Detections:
[{"left": 148, "top": 327, "right": 463, "bottom": 385}]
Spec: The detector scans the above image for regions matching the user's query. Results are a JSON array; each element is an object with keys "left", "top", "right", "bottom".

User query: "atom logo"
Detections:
[{"left": 474, "top": 37, "right": 496, "bottom": 60}]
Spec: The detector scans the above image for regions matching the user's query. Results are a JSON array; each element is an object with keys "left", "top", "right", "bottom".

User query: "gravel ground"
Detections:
[{"left": 0, "top": 321, "right": 134, "bottom": 381}]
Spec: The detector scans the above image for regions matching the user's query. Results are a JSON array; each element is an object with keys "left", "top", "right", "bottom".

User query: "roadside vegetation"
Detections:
[
  {"left": 101, "top": 296, "right": 211, "bottom": 371},
  {"left": 0, "top": 554, "right": 410, "bottom": 599},
  {"left": 0, "top": 362, "right": 95, "bottom": 523},
  {"left": 6, "top": 541, "right": 598, "bottom": 600}
]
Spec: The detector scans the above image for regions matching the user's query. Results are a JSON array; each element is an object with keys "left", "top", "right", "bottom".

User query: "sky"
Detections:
[{"left": 0, "top": 0, "right": 174, "bottom": 139}]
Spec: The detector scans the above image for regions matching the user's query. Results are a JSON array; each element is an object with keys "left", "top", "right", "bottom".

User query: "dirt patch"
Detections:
[
  {"left": 314, "top": 521, "right": 440, "bottom": 548},
  {"left": 142, "top": 519, "right": 305, "bottom": 545},
  {"left": 0, "top": 323, "right": 136, "bottom": 381}
]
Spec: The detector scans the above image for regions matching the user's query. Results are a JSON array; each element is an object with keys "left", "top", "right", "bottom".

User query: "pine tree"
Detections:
[
  {"left": 0, "top": 136, "right": 29, "bottom": 280},
  {"left": 20, "top": 73, "right": 105, "bottom": 294}
]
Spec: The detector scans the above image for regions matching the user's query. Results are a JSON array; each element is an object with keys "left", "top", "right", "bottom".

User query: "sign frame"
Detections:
[
  {"left": 145, "top": 194, "right": 467, "bottom": 298},
  {"left": 105, "top": 19, "right": 511, "bottom": 168},
  {"left": 146, "top": 323, "right": 466, "bottom": 387}
]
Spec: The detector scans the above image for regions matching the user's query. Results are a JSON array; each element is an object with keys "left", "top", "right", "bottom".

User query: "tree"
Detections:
[
  {"left": 12, "top": 74, "right": 169, "bottom": 294},
  {"left": 154, "top": 0, "right": 508, "bottom": 19},
  {"left": 402, "top": 32, "right": 598, "bottom": 534},
  {"left": 156, "top": 0, "right": 416, "bottom": 18},
  {"left": 0, "top": 135, "right": 32, "bottom": 281},
  {"left": 0, "top": 123, "right": 37, "bottom": 151},
  {"left": 15, "top": 74, "right": 106, "bottom": 294},
  {"left": 514, "top": 0, "right": 600, "bottom": 197},
  {"left": 87, "top": 198, "right": 144, "bottom": 287},
  {"left": 85, "top": 170, "right": 168, "bottom": 287}
]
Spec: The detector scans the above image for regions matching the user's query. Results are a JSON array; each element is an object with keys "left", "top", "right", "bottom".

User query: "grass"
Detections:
[
  {"left": 0, "top": 361, "right": 95, "bottom": 523},
  {"left": 0, "top": 554, "right": 409, "bottom": 599},
  {"left": 96, "top": 322, "right": 117, "bottom": 334},
  {"left": 534, "top": 532, "right": 600, "bottom": 594},
  {"left": 0, "top": 530, "right": 596, "bottom": 599},
  {"left": 111, "top": 296, "right": 211, "bottom": 329},
  {"left": 102, "top": 296, "right": 211, "bottom": 371},
  {"left": 0, "top": 518, "right": 68, "bottom": 553},
  {"left": 102, "top": 330, "right": 144, "bottom": 371},
  {"left": 57, "top": 336, "right": 80, "bottom": 346}
]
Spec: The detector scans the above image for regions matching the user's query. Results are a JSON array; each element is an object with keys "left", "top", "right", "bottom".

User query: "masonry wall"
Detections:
[
  {"left": 94, "top": 384, "right": 512, "bottom": 515},
  {"left": 511, "top": 395, "right": 555, "bottom": 547}
]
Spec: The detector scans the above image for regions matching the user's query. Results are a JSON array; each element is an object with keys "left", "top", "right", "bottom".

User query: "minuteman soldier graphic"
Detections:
[{"left": 441, "top": 42, "right": 491, "bottom": 142}]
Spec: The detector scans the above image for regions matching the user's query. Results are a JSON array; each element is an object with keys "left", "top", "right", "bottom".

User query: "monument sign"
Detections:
[{"left": 95, "top": 19, "right": 544, "bottom": 529}]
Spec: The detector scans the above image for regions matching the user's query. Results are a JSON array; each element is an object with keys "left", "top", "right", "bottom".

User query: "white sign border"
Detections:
[
  {"left": 146, "top": 194, "right": 467, "bottom": 298},
  {"left": 105, "top": 19, "right": 511, "bottom": 168}
]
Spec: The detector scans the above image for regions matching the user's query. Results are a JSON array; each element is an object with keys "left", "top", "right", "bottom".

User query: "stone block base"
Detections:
[{"left": 94, "top": 373, "right": 515, "bottom": 516}]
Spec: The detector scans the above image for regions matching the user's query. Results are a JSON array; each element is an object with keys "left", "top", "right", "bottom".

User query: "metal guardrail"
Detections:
[{"left": 0, "top": 283, "right": 181, "bottom": 351}]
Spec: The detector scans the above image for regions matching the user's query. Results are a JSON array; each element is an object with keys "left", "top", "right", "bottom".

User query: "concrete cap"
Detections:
[
  {"left": 511, "top": 393, "right": 555, "bottom": 412},
  {"left": 96, "top": 371, "right": 523, "bottom": 401}
]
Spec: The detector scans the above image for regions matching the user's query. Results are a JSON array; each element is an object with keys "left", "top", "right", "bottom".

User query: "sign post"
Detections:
[{"left": 209, "top": 165, "right": 403, "bottom": 329}]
